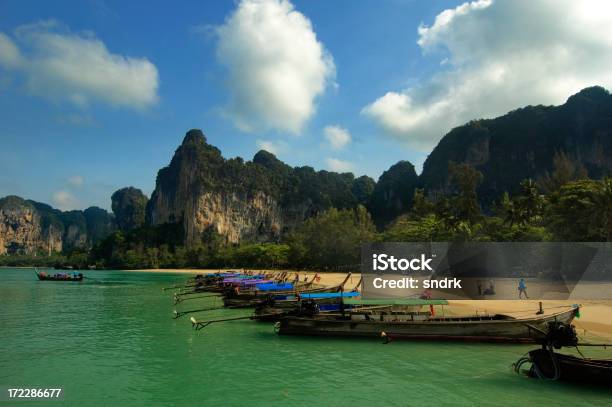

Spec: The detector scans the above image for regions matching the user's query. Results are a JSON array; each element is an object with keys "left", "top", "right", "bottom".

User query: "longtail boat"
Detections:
[
  {"left": 222, "top": 273, "right": 353, "bottom": 308},
  {"left": 253, "top": 291, "right": 361, "bottom": 321},
  {"left": 518, "top": 349, "right": 612, "bottom": 384},
  {"left": 514, "top": 321, "right": 612, "bottom": 385},
  {"left": 36, "top": 270, "right": 83, "bottom": 282},
  {"left": 174, "top": 274, "right": 272, "bottom": 295},
  {"left": 276, "top": 301, "right": 580, "bottom": 343}
]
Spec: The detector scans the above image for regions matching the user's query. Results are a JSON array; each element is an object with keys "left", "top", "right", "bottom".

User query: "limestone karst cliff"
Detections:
[
  {"left": 0, "top": 196, "right": 114, "bottom": 255},
  {"left": 4, "top": 87, "right": 612, "bottom": 254},
  {"left": 420, "top": 86, "right": 612, "bottom": 204},
  {"left": 147, "top": 129, "right": 374, "bottom": 245}
]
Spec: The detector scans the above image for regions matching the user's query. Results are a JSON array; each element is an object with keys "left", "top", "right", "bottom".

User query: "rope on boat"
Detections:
[
  {"left": 512, "top": 355, "right": 532, "bottom": 375},
  {"left": 512, "top": 346, "right": 561, "bottom": 381}
]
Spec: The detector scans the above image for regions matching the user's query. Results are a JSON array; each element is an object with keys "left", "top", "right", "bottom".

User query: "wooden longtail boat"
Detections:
[
  {"left": 513, "top": 321, "right": 612, "bottom": 385},
  {"left": 254, "top": 291, "right": 362, "bottom": 321},
  {"left": 223, "top": 273, "right": 353, "bottom": 308},
  {"left": 36, "top": 270, "right": 83, "bottom": 282},
  {"left": 174, "top": 275, "right": 273, "bottom": 295},
  {"left": 520, "top": 349, "right": 612, "bottom": 384},
  {"left": 276, "top": 302, "right": 580, "bottom": 343}
]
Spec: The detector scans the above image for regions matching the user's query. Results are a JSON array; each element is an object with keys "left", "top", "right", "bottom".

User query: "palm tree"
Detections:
[{"left": 515, "top": 179, "right": 544, "bottom": 224}]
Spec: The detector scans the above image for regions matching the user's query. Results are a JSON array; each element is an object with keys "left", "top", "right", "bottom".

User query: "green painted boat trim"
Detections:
[{"left": 343, "top": 299, "right": 449, "bottom": 306}]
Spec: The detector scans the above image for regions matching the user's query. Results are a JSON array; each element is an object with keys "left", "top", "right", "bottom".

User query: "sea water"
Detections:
[{"left": 1, "top": 268, "right": 610, "bottom": 406}]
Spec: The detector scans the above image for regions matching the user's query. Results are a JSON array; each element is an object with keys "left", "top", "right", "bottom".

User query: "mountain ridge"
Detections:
[{"left": 2, "top": 86, "right": 612, "bottom": 253}]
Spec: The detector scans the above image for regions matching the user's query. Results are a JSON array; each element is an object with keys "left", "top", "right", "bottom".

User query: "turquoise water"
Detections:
[{"left": 1, "top": 268, "right": 610, "bottom": 406}]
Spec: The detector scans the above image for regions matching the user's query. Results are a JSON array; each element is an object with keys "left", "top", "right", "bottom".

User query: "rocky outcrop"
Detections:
[
  {"left": 0, "top": 195, "right": 114, "bottom": 255},
  {"left": 367, "top": 161, "right": 419, "bottom": 226},
  {"left": 0, "top": 196, "right": 61, "bottom": 255},
  {"left": 420, "top": 86, "right": 612, "bottom": 204},
  {"left": 111, "top": 187, "right": 148, "bottom": 231},
  {"left": 147, "top": 129, "right": 373, "bottom": 245}
]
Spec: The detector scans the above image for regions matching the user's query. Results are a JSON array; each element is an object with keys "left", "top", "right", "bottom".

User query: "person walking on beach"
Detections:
[{"left": 518, "top": 278, "right": 528, "bottom": 299}]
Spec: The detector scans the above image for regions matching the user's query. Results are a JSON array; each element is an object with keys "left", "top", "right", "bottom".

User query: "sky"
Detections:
[{"left": 2, "top": 0, "right": 612, "bottom": 211}]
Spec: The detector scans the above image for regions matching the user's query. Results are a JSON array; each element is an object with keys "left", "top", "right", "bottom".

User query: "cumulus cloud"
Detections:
[
  {"left": 52, "top": 190, "right": 80, "bottom": 210},
  {"left": 323, "top": 125, "right": 351, "bottom": 150},
  {"left": 362, "top": 0, "right": 612, "bottom": 151},
  {"left": 256, "top": 139, "right": 289, "bottom": 155},
  {"left": 216, "top": 0, "right": 335, "bottom": 133},
  {"left": 325, "top": 157, "right": 353, "bottom": 173},
  {"left": 0, "top": 21, "right": 159, "bottom": 109},
  {"left": 67, "top": 175, "right": 84, "bottom": 187},
  {"left": 0, "top": 33, "right": 22, "bottom": 68}
]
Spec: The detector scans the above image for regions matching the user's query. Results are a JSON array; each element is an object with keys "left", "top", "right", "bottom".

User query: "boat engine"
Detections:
[
  {"left": 298, "top": 300, "right": 320, "bottom": 316},
  {"left": 542, "top": 321, "right": 578, "bottom": 349}
]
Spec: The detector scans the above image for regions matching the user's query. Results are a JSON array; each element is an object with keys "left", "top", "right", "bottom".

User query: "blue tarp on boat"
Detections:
[{"left": 256, "top": 283, "right": 294, "bottom": 291}]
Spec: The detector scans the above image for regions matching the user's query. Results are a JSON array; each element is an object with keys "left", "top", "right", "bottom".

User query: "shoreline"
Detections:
[{"left": 4, "top": 267, "right": 611, "bottom": 339}]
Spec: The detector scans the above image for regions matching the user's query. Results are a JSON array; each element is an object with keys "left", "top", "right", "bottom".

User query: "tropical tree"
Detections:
[
  {"left": 547, "top": 179, "right": 607, "bottom": 241},
  {"left": 538, "top": 151, "right": 588, "bottom": 193},
  {"left": 286, "top": 205, "right": 376, "bottom": 269},
  {"left": 448, "top": 162, "right": 483, "bottom": 224}
]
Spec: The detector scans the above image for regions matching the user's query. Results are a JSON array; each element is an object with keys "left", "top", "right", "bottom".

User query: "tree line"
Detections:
[{"left": 2, "top": 155, "right": 610, "bottom": 271}]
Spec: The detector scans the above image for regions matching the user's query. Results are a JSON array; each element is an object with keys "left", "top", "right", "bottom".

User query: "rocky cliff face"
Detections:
[
  {"left": 368, "top": 161, "right": 419, "bottom": 226},
  {"left": 112, "top": 187, "right": 148, "bottom": 231},
  {"left": 0, "top": 197, "right": 61, "bottom": 255},
  {"left": 0, "top": 196, "right": 114, "bottom": 255},
  {"left": 147, "top": 129, "right": 373, "bottom": 245},
  {"left": 420, "top": 86, "right": 612, "bottom": 204}
]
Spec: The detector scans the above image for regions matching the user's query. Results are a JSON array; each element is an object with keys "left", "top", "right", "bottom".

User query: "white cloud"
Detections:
[
  {"left": 323, "top": 125, "right": 351, "bottom": 150},
  {"left": 0, "top": 21, "right": 159, "bottom": 109},
  {"left": 52, "top": 190, "right": 80, "bottom": 210},
  {"left": 325, "top": 157, "right": 353, "bottom": 173},
  {"left": 0, "top": 33, "right": 22, "bottom": 68},
  {"left": 216, "top": 0, "right": 335, "bottom": 133},
  {"left": 256, "top": 139, "right": 289, "bottom": 155},
  {"left": 67, "top": 175, "right": 84, "bottom": 187},
  {"left": 363, "top": 0, "right": 612, "bottom": 151}
]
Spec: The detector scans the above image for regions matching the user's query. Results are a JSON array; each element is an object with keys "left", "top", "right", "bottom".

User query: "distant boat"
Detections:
[
  {"left": 276, "top": 301, "right": 580, "bottom": 343},
  {"left": 35, "top": 269, "right": 83, "bottom": 282}
]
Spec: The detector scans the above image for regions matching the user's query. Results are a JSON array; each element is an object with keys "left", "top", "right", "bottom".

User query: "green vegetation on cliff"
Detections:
[
  {"left": 421, "top": 86, "right": 612, "bottom": 204},
  {"left": 111, "top": 187, "right": 148, "bottom": 231}
]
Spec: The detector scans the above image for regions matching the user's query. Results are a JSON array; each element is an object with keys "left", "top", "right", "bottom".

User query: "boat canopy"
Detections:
[{"left": 343, "top": 298, "right": 448, "bottom": 306}]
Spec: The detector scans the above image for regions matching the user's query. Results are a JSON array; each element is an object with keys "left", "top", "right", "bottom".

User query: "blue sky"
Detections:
[{"left": 1, "top": 0, "right": 612, "bottom": 210}]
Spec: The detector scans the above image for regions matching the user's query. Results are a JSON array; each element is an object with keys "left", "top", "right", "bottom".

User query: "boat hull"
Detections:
[
  {"left": 278, "top": 307, "right": 578, "bottom": 343},
  {"left": 527, "top": 348, "right": 612, "bottom": 384},
  {"left": 223, "top": 285, "right": 341, "bottom": 308},
  {"left": 37, "top": 275, "right": 83, "bottom": 282}
]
